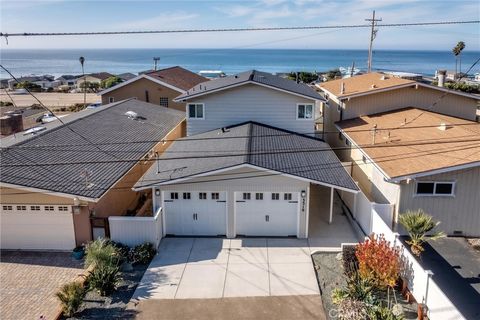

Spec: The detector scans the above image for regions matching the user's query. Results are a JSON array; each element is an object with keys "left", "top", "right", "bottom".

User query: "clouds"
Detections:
[{"left": 114, "top": 12, "right": 199, "bottom": 30}]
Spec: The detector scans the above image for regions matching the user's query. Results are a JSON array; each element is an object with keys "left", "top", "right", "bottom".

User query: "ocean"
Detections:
[{"left": 1, "top": 48, "right": 479, "bottom": 79}]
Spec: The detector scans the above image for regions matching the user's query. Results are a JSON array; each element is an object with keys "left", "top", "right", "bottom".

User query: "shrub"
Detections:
[
  {"left": 399, "top": 209, "right": 444, "bottom": 256},
  {"left": 110, "top": 241, "right": 130, "bottom": 263},
  {"left": 355, "top": 235, "right": 400, "bottom": 290},
  {"left": 88, "top": 263, "right": 120, "bottom": 296},
  {"left": 84, "top": 238, "right": 121, "bottom": 269},
  {"left": 130, "top": 242, "right": 156, "bottom": 265},
  {"left": 55, "top": 281, "right": 85, "bottom": 317}
]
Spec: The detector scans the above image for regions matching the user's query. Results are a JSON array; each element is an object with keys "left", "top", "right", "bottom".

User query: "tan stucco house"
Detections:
[
  {"left": 0, "top": 99, "right": 185, "bottom": 250},
  {"left": 99, "top": 66, "right": 207, "bottom": 111}
]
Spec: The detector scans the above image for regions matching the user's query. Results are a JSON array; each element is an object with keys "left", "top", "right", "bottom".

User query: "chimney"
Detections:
[
  {"left": 340, "top": 82, "right": 345, "bottom": 94},
  {"left": 437, "top": 70, "right": 446, "bottom": 87}
]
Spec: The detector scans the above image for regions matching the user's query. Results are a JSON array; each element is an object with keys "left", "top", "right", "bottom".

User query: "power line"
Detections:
[{"left": 1, "top": 20, "right": 478, "bottom": 38}]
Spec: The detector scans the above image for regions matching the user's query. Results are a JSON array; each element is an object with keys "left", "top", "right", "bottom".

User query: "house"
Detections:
[
  {"left": 99, "top": 66, "right": 207, "bottom": 111},
  {"left": 336, "top": 107, "right": 480, "bottom": 236},
  {"left": 8, "top": 75, "right": 60, "bottom": 90},
  {"left": 117, "top": 72, "right": 136, "bottom": 81},
  {"left": 0, "top": 99, "right": 185, "bottom": 250},
  {"left": 317, "top": 72, "right": 480, "bottom": 154},
  {"left": 75, "top": 72, "right": 114, "bottom": 88},
  {"left": 175, "top": 70, "right": 324, "bottom": 136},
  {"left": 56, "top": 75, "right": 79, "bottom": 87},
  {"left": 133, "top": 70, "right": 359, "bottom": 238}
]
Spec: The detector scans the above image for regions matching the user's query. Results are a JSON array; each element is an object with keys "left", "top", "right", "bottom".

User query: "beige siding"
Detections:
[
  {"left": 399, "top": 166, "right": 480, "bottom": 236},
  {"left": 153, "top": 166, "right": 310, "bottom": 238},
  {"left": 343, "top": 86, "right": 477, "bottom": 121}
]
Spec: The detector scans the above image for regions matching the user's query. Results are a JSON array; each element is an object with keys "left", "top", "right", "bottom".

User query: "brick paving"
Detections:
[{"left": 0, "top": 251, "right": 83, "bottom": 320}]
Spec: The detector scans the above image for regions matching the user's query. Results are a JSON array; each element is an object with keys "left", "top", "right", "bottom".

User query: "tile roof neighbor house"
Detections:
[
  {"left": 336, "top": 107, "right": 480, "bottom": 236},
  {"left": 75, "top": 72, "right": 115, "bottom": 88},
  {"left": 0, "top": 98, "right": 185, "bottom": 250},
  {"left": 100, "top": 66, "right": 207, "bottom": 111},
  {"left": 134, "top": 122, "right": 358, "bottom": 239}
]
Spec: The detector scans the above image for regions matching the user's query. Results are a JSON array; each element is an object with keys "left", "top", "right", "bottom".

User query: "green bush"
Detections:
[
  {"left": 130, "top": 242, "right": 156, "bottom": 265},
  {"left": 0, "top": 101, "right": 14, "bottom": 107},
  {"left": 55, "top": 281, "right": 85, "bottom": 317},
  {"left": 88, "top": 263, "right": 120, "bottom": 296},
  {"left": 110, "top": 241, "right": 131, "bottom": 263},
  {"left": 84, "top": 238, "right": 121, "bottom": 269}
]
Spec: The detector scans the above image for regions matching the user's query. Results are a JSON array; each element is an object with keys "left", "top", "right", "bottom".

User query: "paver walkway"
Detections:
[
  {"left": 131, "top": 238, "right": 319, "bottom": 300},
  {"left": 0, "top": 251, "right": 83, "bottom": 320}
]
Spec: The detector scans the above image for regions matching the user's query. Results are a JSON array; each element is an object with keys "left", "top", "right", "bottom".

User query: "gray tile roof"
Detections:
[
  {"left": 0, "top": 99, "right": 185, "bottom": 199},
  {"left": 135, "top": 122, "right": 358, "bottom": 191},
  {"left": 175, "top": 70, "right": 324, "bottom": 101}
]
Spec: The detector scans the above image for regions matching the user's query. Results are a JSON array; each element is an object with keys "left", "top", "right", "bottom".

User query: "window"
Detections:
[
  {"left": 255, "top": 193, "right": 263, "bottom": 200},
  {"left": 199, "top": 192, "right": 207, "bottom": 200},
  {"left": 16, "top": 205, "right": 27, "bottom": 211},
  {"left": 284, "top": 193, "right": 292, "bottom": 201},
  {"left": 58, "top": 206, "right": 69, "bottom": 211},
  {"left": 2, "top": 205, "right": 12, "bottom": 210},
  {"left": 188, "top": 103, "right": 204, "bottom": 119},
  {"left": 159, "top": 97, "right": 169, "bottom": 108},
  {"left": 44, "top": 206, "right": 54, "bottom": 211},
  {"left": 271, "top": 193, "right": 280, "bottom": 200},
  {"left": 297, "top": 104, "right": 313, "bottom": 119},
  {"left": 183, "top": 192, "right": 191, "bottom": 200},
  {"left": 243, "top": 193, "right": 251, "bottom": 200},
  {"left": 415, "top": 182, "right": 454, "bottom": 196},
  {"left": 170, "top": 192, "right": 179, "bottom": 200},
  {"left": 211, "top": 192, "right": 219, "bottom": 200},
  {"left": 108, "top": 97, "right": 114, "bottom": 103},
  {"left": 30, "top": 205, "right": 41, "bottom": 211}
]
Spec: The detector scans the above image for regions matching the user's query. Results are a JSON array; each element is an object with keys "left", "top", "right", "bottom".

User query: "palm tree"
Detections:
[
  {"left": 399, "top": 209, "right": 444, "bottom": 256},
  {"left": 452, "top": 41, "right": 466, "bottom": 76}
]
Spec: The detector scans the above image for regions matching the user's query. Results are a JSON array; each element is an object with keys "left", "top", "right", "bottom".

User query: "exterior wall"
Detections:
[
  {"left": 100, "top": 78, "right": 186, "bottom": 111},
  {"left": 342, "top": 86, "right": 478, "bottom": 121},
  {"left": 186, "top": 84, "right": 317, "bottom": 136},
  {"left": 398, "top": 166, "right": 480, "bottom": 236},
  {"left": 153, "top": 166, "right": 310, "bottom": 238},
  {"left": 322, "top": 99, "right": 343, "bottom": 155}
]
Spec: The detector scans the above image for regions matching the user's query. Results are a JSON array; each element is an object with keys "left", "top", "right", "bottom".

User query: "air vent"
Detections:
[
  {"left": 125, "top": 111, "right": 138, "bottom": 119},
  {"left": 453, "top": 230, "right": 463, "bottom": 236}
]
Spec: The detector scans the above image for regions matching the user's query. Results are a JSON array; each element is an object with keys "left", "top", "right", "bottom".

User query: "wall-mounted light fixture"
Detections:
[
  {"left": 155, "top": 188, "right": 161, "bottom": 196},
  {"left": 72, "top": 197, "right": 81, "bottom": 215},
  {"left": 301, "top": 190, "right": 306, "bottom": 198}
]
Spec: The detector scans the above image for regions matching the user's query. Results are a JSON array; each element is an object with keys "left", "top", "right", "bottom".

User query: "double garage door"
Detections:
[
  {"left": 164, "top": 191, "right": 299, "bottom": 237},
  {"left": 0, "top": 204, "right": 76, "bottom": 250}
]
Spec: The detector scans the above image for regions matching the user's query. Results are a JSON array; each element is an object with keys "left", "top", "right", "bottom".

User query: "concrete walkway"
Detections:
[{"left": 131, "top": 238, "right": 319, "bottom": 301}]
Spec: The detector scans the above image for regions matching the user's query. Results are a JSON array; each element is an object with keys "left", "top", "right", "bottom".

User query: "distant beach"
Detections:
[{"left": 1, "top": 48, "right": 479, "bottom": 78}]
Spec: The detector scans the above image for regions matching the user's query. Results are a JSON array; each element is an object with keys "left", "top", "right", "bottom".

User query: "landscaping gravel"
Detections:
[{"left": 65, "top": 264, "right": 148, "bottom": 320}]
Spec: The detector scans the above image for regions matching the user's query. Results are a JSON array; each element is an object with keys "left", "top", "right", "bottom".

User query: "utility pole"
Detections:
[
  {"left": 366, "top": 10, "right": 382, "bottom": 73},
  {"left": 153, "top": 57, "right": 160, "bottom": 71},
  {"left": 79, "top": 56, "right": 86, "bottom": 107}
]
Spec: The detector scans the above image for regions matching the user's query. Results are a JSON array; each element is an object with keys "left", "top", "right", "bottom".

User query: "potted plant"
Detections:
[
  {"left": 399, "top": 210, "right": 444, "bottom": 256},
  {"left": 72, "top": 245, "right": 85, "bottom": 260}
]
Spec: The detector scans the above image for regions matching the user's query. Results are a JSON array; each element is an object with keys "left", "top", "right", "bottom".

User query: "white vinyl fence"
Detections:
[
  {"left": 108, "top": 207, "right": 163, "bottom": 248},
  {"left": 340, "top": 188, "right": 465, "bottom": 320}
]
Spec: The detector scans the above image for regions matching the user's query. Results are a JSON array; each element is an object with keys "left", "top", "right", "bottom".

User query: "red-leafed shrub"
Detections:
[{"left": 355, "top": 234, "right": 400, "bottom": 289}]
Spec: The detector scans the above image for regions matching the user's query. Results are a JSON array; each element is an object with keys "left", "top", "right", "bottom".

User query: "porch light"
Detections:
[
  {"left": 301, "top": 190, "right": 306, "bottom": 198},
  {"left": 155, "top": 189, "right": 161, "bottom": 196}
]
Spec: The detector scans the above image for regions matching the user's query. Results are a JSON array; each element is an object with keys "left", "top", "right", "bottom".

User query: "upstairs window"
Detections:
[
  {"left": 415, "top": 181, "right": 454, "bottom": 196},
  {"left": 297, "top": 104, "right": 313, "bottom": 119},
  {"left": 188, "top": 103, "right": 204, "bottom": 119},
  {"left": 160, "top": 97, "right": 169, "bottom": 108}
]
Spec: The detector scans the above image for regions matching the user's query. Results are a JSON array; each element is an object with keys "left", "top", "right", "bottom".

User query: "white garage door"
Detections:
[
  {"left": 164, "top": 191, "right": 226, "bottom": 236},
  {"left": 0, "top": 204, "right": 76, "bottom": 250},
  {"left": 235, "top": 192, "right": 299, "bottom": 237}
]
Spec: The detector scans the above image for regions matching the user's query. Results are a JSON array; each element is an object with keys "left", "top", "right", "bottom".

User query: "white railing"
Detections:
[{"left": 108, "top": 207, "right": 163, "bottom": 248}]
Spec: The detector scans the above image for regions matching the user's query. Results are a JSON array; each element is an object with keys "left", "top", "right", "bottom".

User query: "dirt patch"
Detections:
[{"left": 467, "top": 238, "right": 480, "bottom": 251}]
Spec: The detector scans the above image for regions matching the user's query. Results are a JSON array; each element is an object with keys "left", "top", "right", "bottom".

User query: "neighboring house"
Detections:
[
  {"left": 317, "top": 72, "right": 480, "bottom": 152},
  {"left": 336, "top": 107, "right": 480, "bottom": 236},
  {"left": 175, "top": 70, "right": 324, "bottom": 136},
  {"left": 117, "top": 72, "right": 136, "bottom": 81},
  {"left": 99, "top": 66, "right": 207, "bottom": 111},
  {"left": 75, "top": 72, "right": 114, "bottom": 88},
  {"left": 56, "top": 75, "right": 79, "bottom": 87},
  {"left": 8, "top": 75, "right": 60, "bottom": 90},
  {"left": 0, "top": 78, "right": 9, "bottom": 89},
  {"left": 0, "top": 99, "right": 185, "bottom": 250},
  {"left": 134, "top": 122, "right": 358, "bottom": 238}
]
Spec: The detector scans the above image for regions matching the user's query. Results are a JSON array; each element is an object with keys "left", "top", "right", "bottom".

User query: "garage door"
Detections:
[
  {"left": 164, "top": 191, "right": 226, "bottom": 236},
  {"left": 235, "top": 192, "right": 299, "bottom": 237},
  {"left": 0, "top": 204, "right": 76, "bottom": 250}
]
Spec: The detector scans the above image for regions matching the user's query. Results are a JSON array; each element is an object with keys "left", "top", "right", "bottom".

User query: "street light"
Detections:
[{"left": 79, "top": 56, "right": 85, "bottom": 108}]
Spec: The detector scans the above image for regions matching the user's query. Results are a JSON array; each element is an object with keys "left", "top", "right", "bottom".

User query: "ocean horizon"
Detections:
[{"left": 1, "top": 48, "right": 479, "bottom": 79}]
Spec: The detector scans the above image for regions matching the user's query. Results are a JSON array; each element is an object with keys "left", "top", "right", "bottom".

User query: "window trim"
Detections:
[
  {"left": 414, "top": 181, "right": 455, "bottom": 197},
  {"left": 296, "top": 103, "right": 314, "bottom": 120},
  {"left": 187, "top": 103, "right": 205, "bottom": 119}
]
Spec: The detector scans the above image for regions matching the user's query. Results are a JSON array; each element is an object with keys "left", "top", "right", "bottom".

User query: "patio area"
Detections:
[{"left": 308, "top": 184, "right": 363, "bottom": 252}]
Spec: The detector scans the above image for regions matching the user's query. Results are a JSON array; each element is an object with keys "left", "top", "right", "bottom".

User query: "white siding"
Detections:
[
  {"left": 399, "top": 166, "right": 480, "bottom": 236},
  {"left": 186, "top": 84, "right": 316, "bottom": 135}
]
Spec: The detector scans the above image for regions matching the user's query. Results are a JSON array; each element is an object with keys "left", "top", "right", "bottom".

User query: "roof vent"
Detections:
[
  {"left": 125, "top": 111, "right": 139, "bottom": 119},
  {"left": 438, "top": 122, "right": 448, "bottom": 131},
  {"left": 371, "top": 84, "right": 377, "bottom": 89},
  {"left": 380, "top": 75, "right": 387, "bottom": 80}
]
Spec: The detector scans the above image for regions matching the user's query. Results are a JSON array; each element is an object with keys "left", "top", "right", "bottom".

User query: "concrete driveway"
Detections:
[{"left": 131, "top": 238, "right": 320, "bottom": 300}]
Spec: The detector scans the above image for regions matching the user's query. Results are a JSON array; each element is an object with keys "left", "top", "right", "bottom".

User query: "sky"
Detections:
[{"left": 0, "top": 0, "right": 479, "bottom": 51}]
